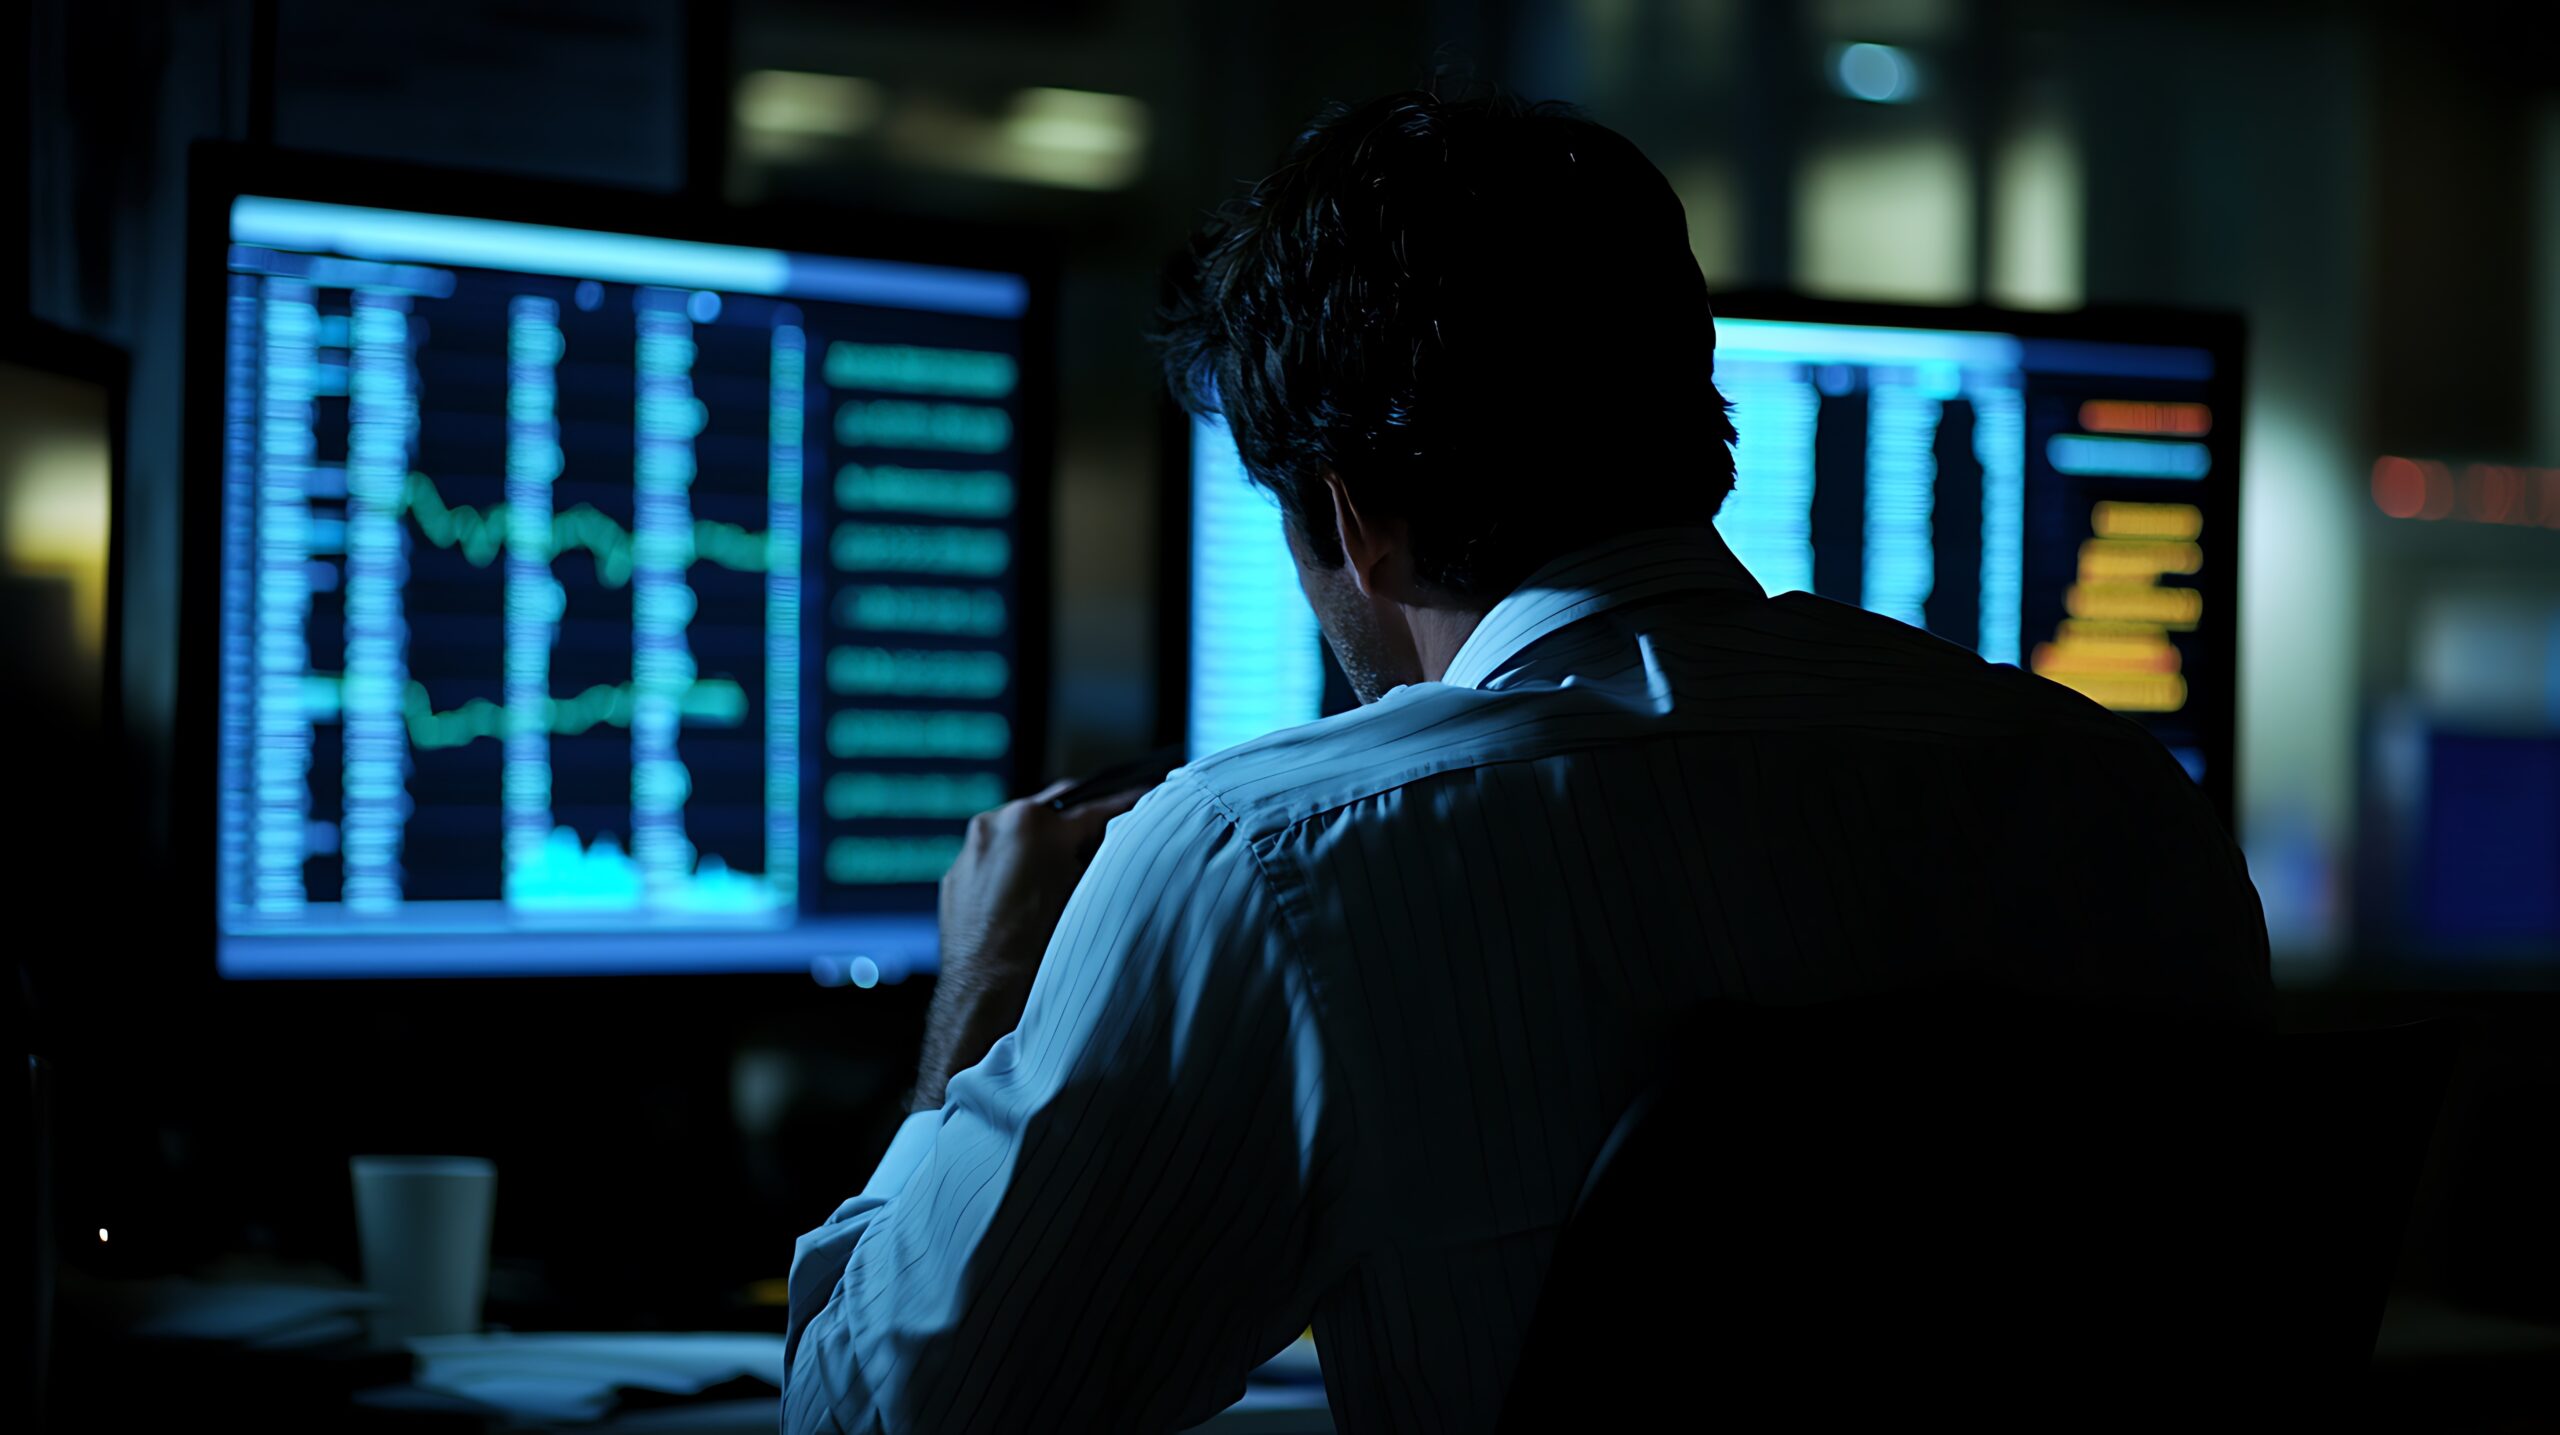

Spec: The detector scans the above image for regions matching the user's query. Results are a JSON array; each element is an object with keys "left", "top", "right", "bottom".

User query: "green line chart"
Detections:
[
  {"left": 300, "top": 674, "right": 749, "bottom": 750},
  {"left": 401, "top": 471, "right": 776, "bottom": 585}
]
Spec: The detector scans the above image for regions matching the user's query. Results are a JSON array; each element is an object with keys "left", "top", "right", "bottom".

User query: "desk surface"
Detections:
[
  {"left": 402, "top": 1329, "right": 1332, "bottom": 1433},
  {"left": 567, "top": 1389, "right": 1333, "bottom": 1435}
]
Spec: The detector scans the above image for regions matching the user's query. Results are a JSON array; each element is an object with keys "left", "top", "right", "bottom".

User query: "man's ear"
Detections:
[{"left": 1320, "top": 471, "right": 1405, "bottom": 599}]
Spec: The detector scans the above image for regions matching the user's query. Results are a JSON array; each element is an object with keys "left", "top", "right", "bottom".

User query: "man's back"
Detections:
[
  {"left": 782, "top": 527, "right": 2269, "bottom": 1433},
  {"left": 1174, "top": 528, "right": 2269, "bottom": 1429}
]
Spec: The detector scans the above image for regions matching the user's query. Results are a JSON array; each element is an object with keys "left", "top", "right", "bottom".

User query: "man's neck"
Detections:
[{"left": 1409, "top": 601, "right": 1490, "bottom": 685}]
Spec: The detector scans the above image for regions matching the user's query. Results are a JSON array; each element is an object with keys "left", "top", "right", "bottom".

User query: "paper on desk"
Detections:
[
  {"left": 249, "top": 1311, "right": 371, "bottom": 1350},
  {"left": 128, "top": 1280, "right": 382, "bottom": 1342},
  {"left": 407, "top": 1331, "right": 786, "bottom": 1426}
]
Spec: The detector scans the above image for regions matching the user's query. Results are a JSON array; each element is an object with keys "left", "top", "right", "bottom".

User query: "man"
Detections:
[{"left": 785, "top": 90, "right": 2270, "bottom": 1432}]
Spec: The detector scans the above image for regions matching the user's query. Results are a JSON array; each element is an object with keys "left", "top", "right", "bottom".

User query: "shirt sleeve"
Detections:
[{"left": 782, "top": 773, "right": 1354, "bottom": 1435}]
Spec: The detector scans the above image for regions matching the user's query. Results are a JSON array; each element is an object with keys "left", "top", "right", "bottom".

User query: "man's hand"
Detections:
[{"left": 911, "top": 779, "right": 1150, "bottom": 1111}]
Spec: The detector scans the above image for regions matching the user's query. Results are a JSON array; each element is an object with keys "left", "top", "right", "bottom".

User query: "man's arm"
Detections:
[{"left": 783, "top": 774, "right": 1353, "bottom": 1434}]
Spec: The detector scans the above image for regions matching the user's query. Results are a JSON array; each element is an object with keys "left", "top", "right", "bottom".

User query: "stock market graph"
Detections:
[
  {"left": 212, "top": 196, "right": 1034, "bottom": 978},
  {"left": 1184, "top": 312, "right": 2232, "bottom": 791}
]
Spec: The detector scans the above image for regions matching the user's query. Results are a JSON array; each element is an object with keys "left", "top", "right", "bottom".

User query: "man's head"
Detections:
[{"left": 1158, "top": 88, "right": 1736, "bottom": 700}]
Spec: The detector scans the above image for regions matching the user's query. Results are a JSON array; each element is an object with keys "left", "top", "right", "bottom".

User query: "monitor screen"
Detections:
[
  {"left": 1178, "top": 302, "right": 2239, "bottom": 814},
  {"left": 204, "top": 182, "right": 1041, "bottom": 979}
]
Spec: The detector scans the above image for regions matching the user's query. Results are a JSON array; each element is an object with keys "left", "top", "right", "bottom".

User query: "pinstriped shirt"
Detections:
[{"left": 783, "top": 526, "right": 2271, "bottom": 1434}]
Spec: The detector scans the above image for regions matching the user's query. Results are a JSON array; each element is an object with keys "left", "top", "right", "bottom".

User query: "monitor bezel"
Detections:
[
  {"left": 1158, "top": 291, "right": 2247, "bottom": 828},
  {"left": 179, "top": 141, "right": 1059, "bottom": 989}
]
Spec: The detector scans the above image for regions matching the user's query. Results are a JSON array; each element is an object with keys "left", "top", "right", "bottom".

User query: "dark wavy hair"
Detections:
[{"left": 1156, "top": 88, "right": 1737, "bottom": 601}]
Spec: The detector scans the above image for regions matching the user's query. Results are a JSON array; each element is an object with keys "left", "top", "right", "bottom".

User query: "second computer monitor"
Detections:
[{"left": 1177, "top": 298, "right": 2241, "bottom": 818}]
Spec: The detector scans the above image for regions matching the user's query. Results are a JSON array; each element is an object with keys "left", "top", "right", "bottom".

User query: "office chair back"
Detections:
[{"left": 1497, "top": 989, "right": 2458, "bottom": 1431}]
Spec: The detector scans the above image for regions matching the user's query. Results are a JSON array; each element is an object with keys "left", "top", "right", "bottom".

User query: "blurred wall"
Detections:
[{"left": 2073, "top": 4, "right": 2375, "bottom": 975}]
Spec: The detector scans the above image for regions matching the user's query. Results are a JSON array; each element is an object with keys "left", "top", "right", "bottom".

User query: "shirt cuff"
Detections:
[{"left": 860, "top": 1109, "right": 941, "bottom": 1200}]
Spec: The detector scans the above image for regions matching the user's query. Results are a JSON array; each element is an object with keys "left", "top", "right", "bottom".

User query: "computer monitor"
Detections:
[
  {"left": 1170, "top": 296, "right": 2242, "bottom": 821},
  {"left": 186, "top": 149, "right": 1050, "bottom": 980}
]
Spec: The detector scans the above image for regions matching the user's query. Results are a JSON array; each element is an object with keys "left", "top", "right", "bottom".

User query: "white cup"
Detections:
[{"left": 351, "top": 1155, "right": 496, "bottom": 1347}]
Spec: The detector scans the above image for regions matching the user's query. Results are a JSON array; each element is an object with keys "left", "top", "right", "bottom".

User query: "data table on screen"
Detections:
[
  {"left": 209, "top": 196, "right": 1038, "bottom": 978},
  {"left": 1179, "top": 309, "right": 2234, "bottom": 804}
]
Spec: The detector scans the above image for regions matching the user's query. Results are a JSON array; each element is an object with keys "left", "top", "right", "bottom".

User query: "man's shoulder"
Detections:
[
  {"left": 1754, "top": 591, "right": 2165, "bottom": 739},
  {"left": 1170, "top": 681, "right": 1529, "bottom": 842},
  {"left": 1157, "top": 593, "right": 2186, "bottom": 845}
]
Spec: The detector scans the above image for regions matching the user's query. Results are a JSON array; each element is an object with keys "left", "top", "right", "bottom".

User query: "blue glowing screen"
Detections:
[
  {"left": 1185, "top": 316, "right": 2230, "bottom": 786},
  {"left": 2419, "top": 732, "right": 2560, "bottom": 947},
  {"left": 213, "top": 197, "right": 1033, "bottom": 979}
]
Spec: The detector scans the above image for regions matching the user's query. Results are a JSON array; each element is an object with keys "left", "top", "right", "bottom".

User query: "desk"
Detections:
[
  {"left": 389, "top": 1329, "right": 1332, "bottom": 1433},
  {"left": 56, "top": 1278, "right": 1336, "bottom": 1433},
  {"left": 551, "top": 1388, "right": 1332, "bottom": 1434},
  {"left": 2366, "top": 1292, "right": 2560, "bottom": 1432}
]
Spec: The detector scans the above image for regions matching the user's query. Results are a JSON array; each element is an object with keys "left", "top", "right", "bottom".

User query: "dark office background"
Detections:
[{"left": 9, "top": 0, "right": 2560, "bottom": 1426}]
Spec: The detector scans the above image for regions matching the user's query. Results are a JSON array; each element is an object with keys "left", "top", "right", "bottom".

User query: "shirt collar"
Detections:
[{"left": 1439, "top": 526, "right": 1765, "bottom": 691}]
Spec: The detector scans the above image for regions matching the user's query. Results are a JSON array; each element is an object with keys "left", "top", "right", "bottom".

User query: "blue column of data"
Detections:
[
  {"left": 1970, "top": 383, "right": 2027, "bottom": 665},
  {"left": 1861, "top": 379, "right": 1943, "bottom": 629},
  {"left": 503, "top": 297, "right": 564, "bottom": 901},
  {"left": 340, "top": 291, "right": 415, "bottom": 910},
  {"left": 766, "top": 320, "right": 807, "bottom": 906},
  {"left": 820, "top": 341, "right": 1022, "bottom": 901},
  {"left": 253, "top": 280, "right": 318, "bottom": 915},
  {"left": 1713, "top": 356, "right": 1820, "bottom": 597},
  {"left": 632, "top": 295, "right": 699, "bottom": 904},
  {"left": 1187, "top": 412, "right": 1323, "bottom": 759},
  {"left": 216, "top": 274, "right": 262, "bottom": 917}
]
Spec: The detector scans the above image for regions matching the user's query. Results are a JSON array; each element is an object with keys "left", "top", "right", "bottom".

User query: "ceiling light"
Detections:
[{"left": 1833, "top": 43, "right": 1920, "bottom": 104}]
